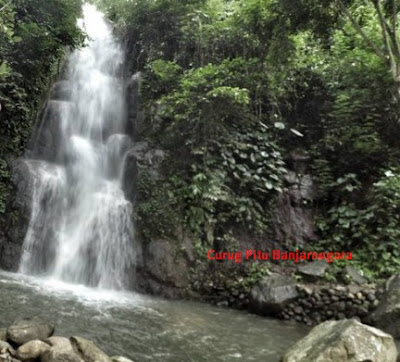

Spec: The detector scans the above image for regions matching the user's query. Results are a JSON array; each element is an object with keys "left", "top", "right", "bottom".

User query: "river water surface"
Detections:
[{"left": 0, "top": 272, "right": 308, "bottom": 362}]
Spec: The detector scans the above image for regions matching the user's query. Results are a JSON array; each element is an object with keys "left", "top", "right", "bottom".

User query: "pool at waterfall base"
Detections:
[{"left": 0, "top": 271, "right": 309, "bottom": 362}]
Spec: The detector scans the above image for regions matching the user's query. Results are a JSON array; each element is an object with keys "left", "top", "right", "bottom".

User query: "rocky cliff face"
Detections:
[
  {"left": 273, "top": 152, "right": 318, "bottom": 247},
  {"left": 0, "top": 159, "right": 33, "bottom": 271}
]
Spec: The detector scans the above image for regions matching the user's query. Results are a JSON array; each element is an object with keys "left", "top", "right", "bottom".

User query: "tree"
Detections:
[{"left": 278, "top": 0, "right": 400, "bottom": 115}]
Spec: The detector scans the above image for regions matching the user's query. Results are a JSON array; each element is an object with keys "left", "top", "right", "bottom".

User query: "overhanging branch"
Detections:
[
  {"left": 336, "top": 0, "right": 388, "bottom": 65},
  {"left": 0, "top": 0, "right": 13, "bottom": 12},
  {"left": 372, "top": 0, "right": 397, "bottom": 73}
]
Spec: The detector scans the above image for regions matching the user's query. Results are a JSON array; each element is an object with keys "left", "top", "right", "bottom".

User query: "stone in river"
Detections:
[
  {"left": 111, "top": 357, "right": 136, "bottom": 362},
  {"left": 41, "top": 349, "right": 84, "bottom": 362},
  {"left": 70, "top": 337, "right": 111, "bottom": 362},
  {"left": 282, "top": 319, "right": 397, "bottom": 362},
  {"left": 0, "top": 331, "right": 6, "bottom": 342},
  {"left": 16, "top": 340, "right": 50, "bottom": 361},
  {"left": 0, "top": 341, "right": 15, "bottom": 356},
  {"left": 7, "top": 318, "right": 54, "bottom": 346},
  {"left": 44, "top": 337, "right": 74, "bottom": 353},
  {"left": 42, "top": 336, "right": 83, "bottom": 362}
]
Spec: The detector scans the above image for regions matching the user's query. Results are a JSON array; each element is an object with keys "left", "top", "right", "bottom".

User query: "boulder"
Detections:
[
  {"left": 7, "top": 317, "right": 54, "bottom": 346},
  {"left": 111, "top": 357, "right": 135, "bottom": 362},
  {"left": 41, "top": 349, "right": 83, "bottom": 362},
  {"left": 0, "top": 330, "right": 6, "bottom": 342},
  {"left": 344, "top": 266, "right": 367, "bottom": 285},
  {"left": 282, "top": 319, "right": 397, "bottom": 362},
  {"left": 44, "top": 337, "right": 73, "bottom": 352},
  {"left": 136, "top": 239, "right": 189, "bottom": 299},
  {"left": 371, "top": 274, "right": 400, "bottom": 337},
  {"left": 0, "top": 341, "right": 15, "bottom": 356},
  {"left": 298, "top": 260, "right": 329, "bottom": 278},
  {"left": 16, "top": 340, "right": 50, "bottom": 361},
  {"left": 70, "top": 337, "right": 111, "bottom": 362},
  {"left": 249, "top": 273, "right": 299, "bottom": 315},
  {"left": 41, "top": 337, "right": 82, "bottom": 362}
]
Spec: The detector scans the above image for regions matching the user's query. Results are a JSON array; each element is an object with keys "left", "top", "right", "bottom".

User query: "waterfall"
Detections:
[{"left": 19, "top": 4, "right": 136, "bottom": 289}]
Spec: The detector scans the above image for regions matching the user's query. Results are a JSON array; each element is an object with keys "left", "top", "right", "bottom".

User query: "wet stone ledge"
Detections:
[
  {"left": 192, "top": 276, "right": 383, "bottom": 326},
  {"left": 279, "top": 284, "right": 382, "bottom": 325}
]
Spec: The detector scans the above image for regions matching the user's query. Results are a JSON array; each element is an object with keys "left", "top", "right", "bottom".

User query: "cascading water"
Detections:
[{"left": 19, "top": 4, "right": 135, "bottom": 289}]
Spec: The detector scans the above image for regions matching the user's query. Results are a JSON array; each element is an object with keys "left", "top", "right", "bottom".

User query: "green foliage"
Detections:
[
  {"left": 83, "top": 0, "right": 400, "bottom": 278},
  {"left": 316, "top": 170, "right": 400, "bottom": 278},
  {"left": 230, "top": 262, "right": 271, "bottom": 291},
  {"left": 144, "top": 58, "right": 287, "bottom": 241},
  {"left": 0, "top": 0, "right": 84, "bottom": 153},
  {"left": 136, "top": 172, "right": 182, "bottom": 241},
  {"left": 0, "top": 0, "right": 84, "bottom": 212}
]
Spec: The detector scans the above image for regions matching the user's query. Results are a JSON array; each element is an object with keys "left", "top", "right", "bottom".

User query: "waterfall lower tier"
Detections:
[{"left": 18, "top": 4, "right": 136, "bottom": 289}]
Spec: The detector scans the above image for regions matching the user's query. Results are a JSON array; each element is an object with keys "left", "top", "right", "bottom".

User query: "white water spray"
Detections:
[{"left": 19, "top": 4, "right": 135, "bottom": 289}]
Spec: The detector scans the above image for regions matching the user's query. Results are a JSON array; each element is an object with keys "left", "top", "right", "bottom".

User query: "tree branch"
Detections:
[
  {"left": 0, "top": 0, "right": 13, "bottom": 12},
  {"left": 372, "top": 0, "right": 397, "bottom": 74},
  {"left": 371, "top": 0, "right": 400, "bottom": 66},
  {"left": 391, "top": 0, "right": 400, "bottom": 65},
  {"left": 336, "top": 0, "right": 388, "bottom": 64}
]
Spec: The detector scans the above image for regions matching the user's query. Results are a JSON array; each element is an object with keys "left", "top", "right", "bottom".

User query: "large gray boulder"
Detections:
[
  {"left": 282, "top": 319, "right": 397, "bottom": 362},
  {"left": 16, "top": 340, "right": 50, "bottom": 361},
  {"left": 70, "top": 336, "right": 111, "bottom": 362},
  {"left": 41, "top": 337, "right": 83, "bottom": 362},
  {"left": 344, "top": 265, "right": 367, "bottom": 285},
  {"left": 44, "top": 337, "right": 74, "bottom": 352},
  {"left": 136, "top": 240, "right": 190, "bottom": 299},
  {"left": 7, "top": 317, "right": 54, "bottom": 346},
  {"left": 250, "top": 273, "right": 299, "bottom": 315},
  {"left": 41, "top": 349, "right": 84, "bottom": 362},
  {"left": 298, "top": 260, "right": 329, "bottom": 279},
  {"left": 370, "top": 274, "right": 400, "bottom": 337}
]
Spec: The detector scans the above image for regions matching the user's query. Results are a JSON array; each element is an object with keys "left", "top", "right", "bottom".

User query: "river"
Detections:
[{"left": 0, "top": 271, "right": 308, "bottom": 362}]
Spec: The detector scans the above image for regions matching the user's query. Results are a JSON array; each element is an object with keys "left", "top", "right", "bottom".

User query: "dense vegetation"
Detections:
[
  {"left": 92, "top": 0, "right": 400, "bottom": 280},
  {"left": 0, "top": 0, "right": 84, "bottom": 211},
  {"left": 2, "top": 0, "right": 400, "bottom": 282}
]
